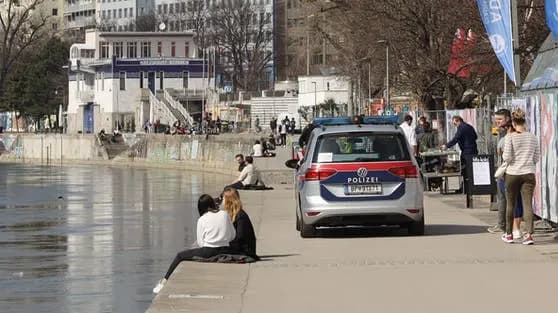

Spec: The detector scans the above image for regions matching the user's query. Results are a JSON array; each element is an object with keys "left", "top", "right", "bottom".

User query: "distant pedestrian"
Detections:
[
  {"left": 501, "top": 109, "right": 540, "bottom": 245},
  {"left": 290, "top": 118, "right": 296, "bottom": 135},
  {"left": 270, "top": 118, "right": 277, "bottom": 134},
  {"left": 280, "top": 121, "right": 288, "bottom": 147},
  {"left": 400, "top": 115, "right": 417, "bottom": 156},
  {"left": 415, "top": 116, "right": 427, "bottom": 142}
]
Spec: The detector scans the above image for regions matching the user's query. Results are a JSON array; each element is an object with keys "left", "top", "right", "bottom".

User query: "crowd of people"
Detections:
[
  {"left": 153, "top": 154, "right": 266, "bottom": 294},
  {"left": 400, "top": 109, "right": 540, "bottom": 245}
]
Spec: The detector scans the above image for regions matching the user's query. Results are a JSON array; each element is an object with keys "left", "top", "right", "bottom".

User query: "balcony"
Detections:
[{"left": 65, "top": 3, "right": 96, "bottom": 14}]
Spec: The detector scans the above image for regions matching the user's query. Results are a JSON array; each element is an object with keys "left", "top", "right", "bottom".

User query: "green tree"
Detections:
[{"left": 2, "top": 37, "right": 69, "bottom": 129}]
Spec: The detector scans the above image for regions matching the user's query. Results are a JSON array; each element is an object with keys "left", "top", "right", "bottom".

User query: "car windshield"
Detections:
[{"left": 312, "top": 132, "right": 411, "bottom": 163}]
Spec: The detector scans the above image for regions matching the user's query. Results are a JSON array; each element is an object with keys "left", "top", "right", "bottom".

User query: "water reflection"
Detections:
[{"left": 0, "top": 163, "right": 228, "bottom": 313}]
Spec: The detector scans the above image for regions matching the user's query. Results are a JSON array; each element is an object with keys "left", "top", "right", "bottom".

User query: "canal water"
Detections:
[{"left": 0, "top": 163, "right": 229, "bottom": 313}]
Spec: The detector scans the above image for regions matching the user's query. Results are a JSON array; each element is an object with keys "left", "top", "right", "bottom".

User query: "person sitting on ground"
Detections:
[
  {"left": 253, "top": 140, "right": 263, "bottom": 157},
  {"left": 225, "top": 156, "right": 263, "bottom": 191},
  {"left": 235, "top": 154, "right": 246, "bottom": 172},
  {"left": 152, "top": 194, "right": 236, "bottom": 294},
  {"left": 222, "top": 187, "right": 260, "bottom": 260}
]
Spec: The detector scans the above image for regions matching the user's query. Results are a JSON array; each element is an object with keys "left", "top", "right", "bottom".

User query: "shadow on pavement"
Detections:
[
  {"left": 425, "top": 224, "right": 489, "bottom": 236},
  {"left": 258, "top": 254, "right": 299, "bottom": 261},
  {"left": 310, "top": 224, "right": 488, "bottom": 238}
]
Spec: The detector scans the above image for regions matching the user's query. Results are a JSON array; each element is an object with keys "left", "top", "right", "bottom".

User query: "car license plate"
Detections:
[{"left": 346, "top": 184, "right": 382, "bottom": 195}]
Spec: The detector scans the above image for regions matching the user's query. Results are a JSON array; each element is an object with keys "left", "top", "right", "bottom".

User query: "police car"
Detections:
[{"left": 286, "top": 116, "right": 424, "bottom": 237}]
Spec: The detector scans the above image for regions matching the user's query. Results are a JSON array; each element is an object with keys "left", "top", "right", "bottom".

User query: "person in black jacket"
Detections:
[
  {"left": 222, "top": 187, "right": 259, "bottom": 260},
  {"left": 441, "top": 115, "right": 478, "bottom": 156}
]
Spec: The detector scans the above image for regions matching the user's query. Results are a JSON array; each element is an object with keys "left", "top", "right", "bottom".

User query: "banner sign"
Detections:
[
  {"left": 545, "top": 0, "right": 558, "bottom": 39},
  {"left": 477, "top": 0, "right": 516, "bottom": 84}
]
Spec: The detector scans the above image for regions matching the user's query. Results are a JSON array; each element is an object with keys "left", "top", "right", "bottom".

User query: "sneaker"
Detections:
[
  {"left": 501, "top": 233, "right": 514, "bottom": 243},
  {"left": 487, "top": 225, "right": 505, "bottom": 234},
  {"left": 152, "top": 278, "right": 167, "bottom": 294},
  {"left": 513, "top": 230, "right": 523, "bottom": 240},
  {"left": 522, "top": 234, "right": 535, "bottom": 245}
]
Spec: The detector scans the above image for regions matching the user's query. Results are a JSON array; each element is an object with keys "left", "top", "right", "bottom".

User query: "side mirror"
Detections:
[{"left": 285, "top": 159, "right": 299, "bottom": 169}]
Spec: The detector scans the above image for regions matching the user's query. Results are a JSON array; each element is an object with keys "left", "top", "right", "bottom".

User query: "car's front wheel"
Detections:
[{"left": 408, "top": 216, "right": 425, "bottom": 236}]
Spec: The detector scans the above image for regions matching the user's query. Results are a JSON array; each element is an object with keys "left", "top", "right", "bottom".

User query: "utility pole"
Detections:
[{"left": 511, "top": 0, "right": 521, "bottom": 89}]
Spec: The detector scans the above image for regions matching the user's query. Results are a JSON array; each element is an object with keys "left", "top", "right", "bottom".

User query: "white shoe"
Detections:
[
  {"left": 153, "top": 278, "right": 167, "bottom": 294},
  {"left": 513, "top": 230, "right": 523, "bottom": 240}
]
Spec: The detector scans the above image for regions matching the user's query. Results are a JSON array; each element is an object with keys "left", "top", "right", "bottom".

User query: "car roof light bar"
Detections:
[{"left": 313, "top": 115, "right": 399, "bottom": 127}]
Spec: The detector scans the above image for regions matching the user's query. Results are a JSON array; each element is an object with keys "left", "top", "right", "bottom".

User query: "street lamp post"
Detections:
[
  {"left": 312, "top": 81, "right": 317, "bottom": 118},
  {"left": 377, "top": 40, "right": 389, "bottom": 112}
]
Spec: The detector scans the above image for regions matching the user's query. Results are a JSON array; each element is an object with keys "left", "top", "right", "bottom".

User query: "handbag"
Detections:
[{"left": 494, "top": 162, "right": 508, "bottom": 179}]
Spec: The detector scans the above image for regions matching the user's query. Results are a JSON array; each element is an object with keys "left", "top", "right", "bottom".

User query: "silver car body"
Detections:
[{"left": 294, "top": 124, "right": 424, "bottom": 235}]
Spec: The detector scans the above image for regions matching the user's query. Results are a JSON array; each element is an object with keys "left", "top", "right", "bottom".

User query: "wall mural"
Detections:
[{"left": 539, "top": 93, "right": 558, "bottom": 222}]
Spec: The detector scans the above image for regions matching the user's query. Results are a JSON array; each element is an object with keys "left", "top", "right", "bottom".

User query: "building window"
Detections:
[
  {"left": 141, "top": 41, "right": 151, "bottom": 57},
  {"left": 171, "top": 42, "right": 176, "bottom": 57},
  {"left": 157, "top": 4, "right": 161, "bottom": 14},
  {"left": 52, "top": 23, "right": 58, "bottom": 31},
  {"left": 52, "top": 8, "right": 58, "bottom": 16},
  {"left": 157, "top": 41, "right": 162, "bottom": 56},
  {"left": 169, "top": 3, "right": 174, "bottom": 13},
  {"left": 140, "top": 72, "right": 144, "bottom": 88},
  {"left": 102, "top": 10, "right": 106, "bottom": 18},
  {"left": 113, "top": 42, "right": 123, "bottom": 57},
  {"left": 124, "top": 8, "right": 127, "bottom": 17},
  {"left": 181, "top": 2, "right": 185, "bottom": 13},
  {"left": 184, "top": 42, "right": 189, "bottom": 57},
  {"left": 118, "top": 9, "right": 122, "bottom": 18},
  {"left": 100, "top": 42, "right": 109, "bottom": 59},
  {"left": 159, "top": 71, "right": 164, "bottom": 89},
  {"left": 163, "top": 4, "right": 168, "bottom": 13},
  {"left": 183, "top": 71, "right": 189, "bottom": 89},
  {"left": 127, "top": 42, "right": 137, "bottom": 58},
  {"left": 130, "top": 8, "right": 133, "bottom": 17},
  {"left": 120, "top": 72, "right": 126, "bottom": 90}
]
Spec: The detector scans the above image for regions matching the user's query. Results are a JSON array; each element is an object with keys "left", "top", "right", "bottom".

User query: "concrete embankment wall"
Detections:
[{"left": 0, "top": 133, "right": 293, "bottom": 184}]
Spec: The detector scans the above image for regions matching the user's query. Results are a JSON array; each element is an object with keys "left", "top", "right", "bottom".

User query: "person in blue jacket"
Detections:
[{"left": 441, "top": 115, "right": 478, "bottom": 193}]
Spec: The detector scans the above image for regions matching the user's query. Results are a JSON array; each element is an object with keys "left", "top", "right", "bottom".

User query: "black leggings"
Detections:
[{"left": 164, "top": 246, "right": 230, "bottom": 279}]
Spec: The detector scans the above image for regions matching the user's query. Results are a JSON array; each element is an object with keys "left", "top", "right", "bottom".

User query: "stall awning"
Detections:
[{"left": 521, "top": 34, "right": 558, "bottom": 91}]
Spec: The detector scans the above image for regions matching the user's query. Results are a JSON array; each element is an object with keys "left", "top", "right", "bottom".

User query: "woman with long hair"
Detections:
[
  {"left": 152, "top": 194, "right": 235, "bottom": 293},
  {"left": 222, "top": 188, "right": 260, "bottom": 260},
  {"left": 501, "top": 109, "right": 540, "bottom": 245}
]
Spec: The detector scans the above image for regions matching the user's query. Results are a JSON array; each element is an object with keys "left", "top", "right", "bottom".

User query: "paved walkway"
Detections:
[{"left": 147, "top": 186, "right": 558, "bottom": 313}]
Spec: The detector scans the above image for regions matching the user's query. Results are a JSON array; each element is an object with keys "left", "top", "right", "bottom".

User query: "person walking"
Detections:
[
  {"left": 279, "top": 121, "right": 288, "bottom": 147},
  {"left": 400, "top": 115, "right": 417, "bottom": 156},
  {"left": 501, "top": 109, "right": 540, "bottom": 245}
]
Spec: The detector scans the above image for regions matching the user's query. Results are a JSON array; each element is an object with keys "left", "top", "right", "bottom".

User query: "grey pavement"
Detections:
[{"left": 147, "top": 186, "right": 558, "bottom": 313}]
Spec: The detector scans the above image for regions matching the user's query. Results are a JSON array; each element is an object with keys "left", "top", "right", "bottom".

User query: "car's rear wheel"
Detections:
[
  {"left": 300, "top": 219, "right": 317, "bottom": 238},
  {"left": 408, "top": 216, "right": 425, "bottom": 236}
]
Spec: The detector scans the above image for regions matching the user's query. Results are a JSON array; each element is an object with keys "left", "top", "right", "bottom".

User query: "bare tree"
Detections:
[
  {"left": 309, "top": 0, "right": 548, "bottom": 109},
  {"left": 0, "top": 0, "right": 49, "bottom": 97},
  {"left": 134, "top": 13, "right": 158, "bottom": 32},
  {"left": 209, "top": 0, "right": 273, "bottom": 91}
]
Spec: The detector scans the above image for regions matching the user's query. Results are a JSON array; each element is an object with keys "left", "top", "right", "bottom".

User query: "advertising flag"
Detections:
[
  {"left": 545, "top": 0, "right": 558, "bottom": 39},
  {"left": 477, "top": 0, "right": 516, "bottom": 84}
]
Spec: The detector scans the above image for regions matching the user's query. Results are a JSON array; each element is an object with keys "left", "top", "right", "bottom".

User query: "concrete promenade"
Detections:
[{"left": 148, "top": 186, "right": 558, "bottom": 313}]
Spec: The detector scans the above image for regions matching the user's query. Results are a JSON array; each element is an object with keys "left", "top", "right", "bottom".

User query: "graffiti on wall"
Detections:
[{"left": 539, "top": 94, "right": 558, "bottom": 222}]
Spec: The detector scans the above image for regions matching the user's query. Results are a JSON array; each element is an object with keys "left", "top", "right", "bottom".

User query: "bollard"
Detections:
[
  {"left": 46, "top": 146, "right": 49, "bottom": 164},
  {"left": 60, "top": 135, "right": 63, "bottom": 166},
  {"left": 41, "top": 136, "right": 44, "bottom": 164}
]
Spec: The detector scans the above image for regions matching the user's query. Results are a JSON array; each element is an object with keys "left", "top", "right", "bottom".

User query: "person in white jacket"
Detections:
[{"left": 152, "top": 194, "right": 235, "bottom": 294}]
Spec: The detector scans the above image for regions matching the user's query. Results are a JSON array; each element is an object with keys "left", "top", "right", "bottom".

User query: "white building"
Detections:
[
  {"left": 65, "top": 0, "right": 97, "bottom": 34},
  {"left": 67, "top": 29, "right": 217, "bottom": 133},
  {"left": 154, "top": 0, "right": 275, "bottom": 88},
  {"left": 298, "top": 75, "right": 350, "bottom": 117},
  {"left": 95, "top": 0, "right": 156, "bottom": 31}
]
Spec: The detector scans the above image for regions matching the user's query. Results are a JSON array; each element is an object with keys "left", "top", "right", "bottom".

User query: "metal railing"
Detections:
[
  {"left": 149, "top": 91, "right": 174, "bottom": 126},
  {"left": 163, "top": 89, "right": 194, "bottom": 127}
]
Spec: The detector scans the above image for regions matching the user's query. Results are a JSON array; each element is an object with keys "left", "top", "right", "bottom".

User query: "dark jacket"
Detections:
[
  {"left": 229, "top": 209, "right": 259, "bottom": 260},
  {"left": 446, "top": 122, "right": 478, "bottom": 156},
  {"left": 298, "top": 124, "right": 315, "bottom": 148},
  {"left": 419, "top": 131, "right": 438, "bottom": 153}
]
